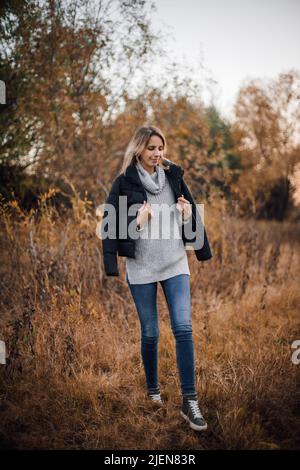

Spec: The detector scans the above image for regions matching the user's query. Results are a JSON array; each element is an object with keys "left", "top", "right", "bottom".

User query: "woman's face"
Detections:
[{"left": 139, "top": 135, "right": 164, "bottom": 173}]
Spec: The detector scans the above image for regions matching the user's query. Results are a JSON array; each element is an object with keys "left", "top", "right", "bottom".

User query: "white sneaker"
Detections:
[
  {"left": 148, "top": 390, "right": 163, "bottom": 404},
  {"left": 181, "top": 396, "right": 208, "bottom": 431}
]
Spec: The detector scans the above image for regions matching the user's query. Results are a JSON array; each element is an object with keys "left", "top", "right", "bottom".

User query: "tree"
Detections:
[
  {"left": 231, "top": 70, "right": 300, "bottom": 219},
  {"left": 0, "top": 0, "right": 163, "bottom": 201}
]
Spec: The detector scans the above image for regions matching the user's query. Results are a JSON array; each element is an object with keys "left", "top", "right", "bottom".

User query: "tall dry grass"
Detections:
[{"left": 0, "top": 191, "right": 299, "bottom": 450}]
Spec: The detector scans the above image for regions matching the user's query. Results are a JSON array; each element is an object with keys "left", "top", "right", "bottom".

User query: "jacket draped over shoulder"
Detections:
[{"left": 101, "top": 160, "right": 213, "bottom": 276}]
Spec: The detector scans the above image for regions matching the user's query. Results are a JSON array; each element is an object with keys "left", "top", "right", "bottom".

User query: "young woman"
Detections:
[{"left": 101, "top": 125, "right": 212, "bottom": 431}]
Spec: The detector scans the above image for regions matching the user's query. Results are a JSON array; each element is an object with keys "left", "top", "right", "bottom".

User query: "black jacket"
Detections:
[{"left": 101, "top": 160, "right": 213, "bottom": 276}]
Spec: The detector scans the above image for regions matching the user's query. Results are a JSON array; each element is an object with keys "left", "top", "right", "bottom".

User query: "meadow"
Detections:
[{"left": 0, "top": 194, "right": 299, "bottom": 450}]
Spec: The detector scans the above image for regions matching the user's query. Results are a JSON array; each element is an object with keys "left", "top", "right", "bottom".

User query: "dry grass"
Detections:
[{"left": 0, "top": 195, "right": 299, "bottom": 450}]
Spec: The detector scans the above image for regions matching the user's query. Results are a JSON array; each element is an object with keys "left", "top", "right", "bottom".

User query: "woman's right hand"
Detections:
[{"left": 137, "top": 201, "right": 153, "bottom": 229}]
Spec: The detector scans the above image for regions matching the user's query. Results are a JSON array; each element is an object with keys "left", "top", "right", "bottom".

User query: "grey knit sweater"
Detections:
[{"left": 125, "top": 162, "right": 190, "bottom": 284}]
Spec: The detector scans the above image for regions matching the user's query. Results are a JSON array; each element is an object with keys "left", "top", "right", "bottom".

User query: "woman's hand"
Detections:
[
  {"left": 176, "top": 195, "right": 192, "bottom": 221},
  {"left": 137, "top": 201, "right": 154, "bottom": 229}
]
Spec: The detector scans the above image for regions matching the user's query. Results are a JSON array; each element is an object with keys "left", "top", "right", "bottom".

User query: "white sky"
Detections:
[{"left": 152, "top": 0, "right": 300, "bottom": 119}]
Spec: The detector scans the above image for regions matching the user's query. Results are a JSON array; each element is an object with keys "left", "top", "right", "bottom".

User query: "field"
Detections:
[{"left": 0, "top": 198, "right": 299, "bottom": 450}]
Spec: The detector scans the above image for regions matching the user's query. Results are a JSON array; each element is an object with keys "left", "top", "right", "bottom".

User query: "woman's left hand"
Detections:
[{"left": 176, "top": 195, "right": 192, "bottom": 220}]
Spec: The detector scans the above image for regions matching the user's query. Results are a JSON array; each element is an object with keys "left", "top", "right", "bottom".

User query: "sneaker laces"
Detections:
[
  {"left": 149, "top": 393, "right": 162, "bottom": 402},
  {"left": 188, "top": 399, "right": 203, "bottom": 418}
]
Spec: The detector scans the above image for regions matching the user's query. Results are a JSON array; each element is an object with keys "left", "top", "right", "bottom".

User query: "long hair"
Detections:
[{"left": 119, "top": 125, "right": 172, "bottom": 176}]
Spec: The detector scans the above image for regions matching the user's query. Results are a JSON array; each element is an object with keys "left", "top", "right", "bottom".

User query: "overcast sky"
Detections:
[{"left": 152, "top": 0, "right": 300, "bottom": 119}]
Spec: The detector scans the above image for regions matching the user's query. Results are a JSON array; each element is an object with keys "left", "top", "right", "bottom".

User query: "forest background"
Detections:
[{"left": 0, "top": 0, "right": 299, "bottom": 450}]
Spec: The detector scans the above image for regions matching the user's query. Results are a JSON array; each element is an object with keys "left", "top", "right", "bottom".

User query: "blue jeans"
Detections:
[{"left": 126, "top": 273, "right": 196, "bottom": 397}]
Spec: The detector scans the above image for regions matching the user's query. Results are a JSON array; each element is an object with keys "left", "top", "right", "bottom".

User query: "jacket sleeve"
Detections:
[
  {"left": 101, "top": 177, "right": 121, "bottom": 276},
  {"left": 180, "top": 177, "right": 213, "bottom": 261}
]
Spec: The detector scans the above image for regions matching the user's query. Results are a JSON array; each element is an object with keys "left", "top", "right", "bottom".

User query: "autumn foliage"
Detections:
[{"left": 0, "top": 0, "right": 300, "bottom": 450}]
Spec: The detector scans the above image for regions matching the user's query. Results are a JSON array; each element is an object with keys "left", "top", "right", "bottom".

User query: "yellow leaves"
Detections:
[
  {"left": 38, "top": 188, "right": 60, "bottom": 206},
  {"left": 71, "top": 198, "right": 90, "bottom": 221},
  {"left": 9, "top": 199, "right": 20, "bottom": 210},
  {"left": 7, "top": 199, "right": 26, "bottom": 219}
]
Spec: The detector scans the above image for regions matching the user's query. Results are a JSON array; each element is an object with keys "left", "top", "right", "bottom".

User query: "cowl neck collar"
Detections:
[{"left": 135, "top": 161, "right": 166, "bottom": 195}]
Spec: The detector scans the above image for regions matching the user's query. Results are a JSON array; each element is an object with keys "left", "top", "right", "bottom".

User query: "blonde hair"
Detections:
[{"left": 119, "top": 125, "right": 171, "bottom": 176}]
